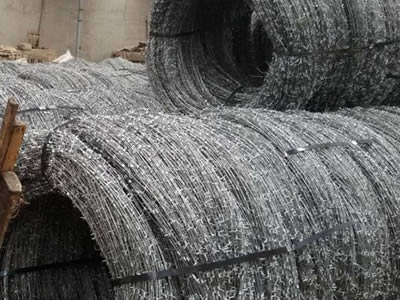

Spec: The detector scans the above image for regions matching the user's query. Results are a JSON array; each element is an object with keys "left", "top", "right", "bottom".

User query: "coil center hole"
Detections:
[{"left": 197, "top": 0, "right": 273, "bottom": 89}]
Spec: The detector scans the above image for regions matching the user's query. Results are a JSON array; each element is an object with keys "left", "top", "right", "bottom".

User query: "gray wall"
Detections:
[
  {"left": 0, "top": 0, "right": 151, "bottom": 61},
  {"left": 39, "top": 0, "right": 77, "bottom": 57},
  {"left": 81, "top": 0, "right": 151, "bottom": 60},
  {"left": 0, "top": 0, "right": 42, "bottom": 46}
]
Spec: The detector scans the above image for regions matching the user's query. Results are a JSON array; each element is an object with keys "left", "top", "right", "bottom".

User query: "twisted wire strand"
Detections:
[
  {"left": 0, "top": 59, "right": 162, "bottom": 131},
  {"left": 148, "top": 0, "right": 400, "bottom": 112},
  {"left": 1, "top": 56, "right": 400, "bottom": 299},
  {"left": 7, "top": 107, "right": 397, "bottom": 299},
  {"left": 0, "top": 195, "right": 113, "bottom": 299}
]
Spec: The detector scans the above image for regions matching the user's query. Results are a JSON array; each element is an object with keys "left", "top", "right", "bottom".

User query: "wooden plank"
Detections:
[
  {"left": 1, "top": 121, "right": 27, "bottom": 172},
  {"left": 0, "top": 172, "right": 22, "bottom": 247},
  {"left": 0, "top": 99, "right": 26, "bottom": 248},
  {"left": 0, "top": 99, "right": 19, "bottom": 165},
  {"left": 21, "top": 48, "right": 57, "bottom": 63}
]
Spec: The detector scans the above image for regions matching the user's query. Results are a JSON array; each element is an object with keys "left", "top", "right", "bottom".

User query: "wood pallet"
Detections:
[
  {"left": 111, "top": 42, "right": 147, "bottom": 63},
  {"left": 0, "top": 99, "right": 26, "bottom": 247},
  {"left": 0, "top": 46, "right": 56, "bottom": 63},
  {"left": 0, "top": 47, "right": 22, "bottom": 61},
  {"left": 22, "top": 48, "right": 57, "bottom": 63}
]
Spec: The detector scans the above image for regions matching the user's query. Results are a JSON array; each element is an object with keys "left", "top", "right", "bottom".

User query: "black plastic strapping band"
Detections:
[
  {"left": 285, "top": 138, "right": 376, "bottom": 157},
  {"left": 150, "top": 30, "right": 198, "bottom": 38},
  {"left": 0, "top": 222, "right": 354, "bottom": 283},
  {"left": 277, "top": 39, "right": 400, "bottom": 58},
  {"left": 112, "top": 221, "right": 355, "bottom": 286},
  {"left": 0, "top": 257, "right": 103, "bottom": 279},
  {"left": 150, "top": 27, "right": 400, "bottom": 57},
  {"left": 386, "top": 73, "right": 400, "bottom": 80}
]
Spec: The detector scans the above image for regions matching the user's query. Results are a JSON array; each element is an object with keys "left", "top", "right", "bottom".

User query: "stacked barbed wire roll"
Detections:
[
  {"left": 2, "top": 106, "right": 393, "bottom": 299},
  {"left": 2, "top": 1, "right": 400, "bottom": 296},
  {"left": 148, "top": 0, "right": 400, "bottom": 112},
  {"left": 0, "top": 56, "right": 400, "bottom": 298},
  {"left": 0, "top": 59, "right": 163, "bottom": 299},
  {"left": 0, "top": 59, "right": 162, "bottom": 131}
]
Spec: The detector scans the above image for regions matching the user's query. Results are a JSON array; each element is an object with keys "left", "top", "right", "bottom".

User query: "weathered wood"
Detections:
[
  {"left": 0, "top": 99, "right": 19, "bottom": 167},
  {"left": 0, "top": 172, "right": 22, "bottom": 247},
  {"left": 1, "top": 120, "right": 27, "bottom": 172},
  {"left": 0, "top": 99, "right": 26, "bottom": 248}
]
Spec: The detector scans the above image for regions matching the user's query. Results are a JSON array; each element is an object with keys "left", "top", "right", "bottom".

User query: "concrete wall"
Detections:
[
  {"left": 39, "top": 0, "right": 151, "bottom": 61},
  {"left": 39, "top": 0, "right": 77, "bottom": 57},
  {"left": 0, "top": 0, "right": 151, "bottom": 61},
  {"left": 0, "top": 0, "right": 42, "bottom": 46},
  {"left": 82, "top": 0, "right": 151, "bottom": 60}
]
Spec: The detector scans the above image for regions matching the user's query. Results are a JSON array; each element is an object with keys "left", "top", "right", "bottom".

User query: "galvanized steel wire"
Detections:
[
  {"left": 0, "top": 59, "right": 161, "bottom": 131},
  {"left": 148, "top": 0, "right": 400, "bottom": 112},
  {"left": 0, "top": 195, "right": 113, "bottom": 300},
  {"left": 1, "top": 10, "right": 400, "bottom": 297},
  {"left": 6, "top": 106, "right": 398, "bottom": 299}
]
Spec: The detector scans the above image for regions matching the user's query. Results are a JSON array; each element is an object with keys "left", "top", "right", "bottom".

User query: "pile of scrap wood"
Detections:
[
  {"left": 22, "top": 48, "right": 57, "bottom": 63},
  {"left": 0, "top": 43, "right": 56, "bottom": 63},
  {"left": 0, "top": 46, "right": 22, "bottom": 61},
  {"left": 111, "top": 42, "right": 146, "bottom": 63}
]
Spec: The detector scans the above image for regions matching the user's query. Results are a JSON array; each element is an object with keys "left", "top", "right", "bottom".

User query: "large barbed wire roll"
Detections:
[
  {"left": 148, "top": 0, "right": 400, "bottom": 112},
  {"left": 0, "top": 59, "right": 163, "bottom": 131},
  {"left": 0, "top": 195, "right": 113, "bottom": 299},
  {"left": 2, "top": 57, "right": 400, "bottom": 298},
  {"left": 6, "top": 106, "right": 397, "bottom": 299}
]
